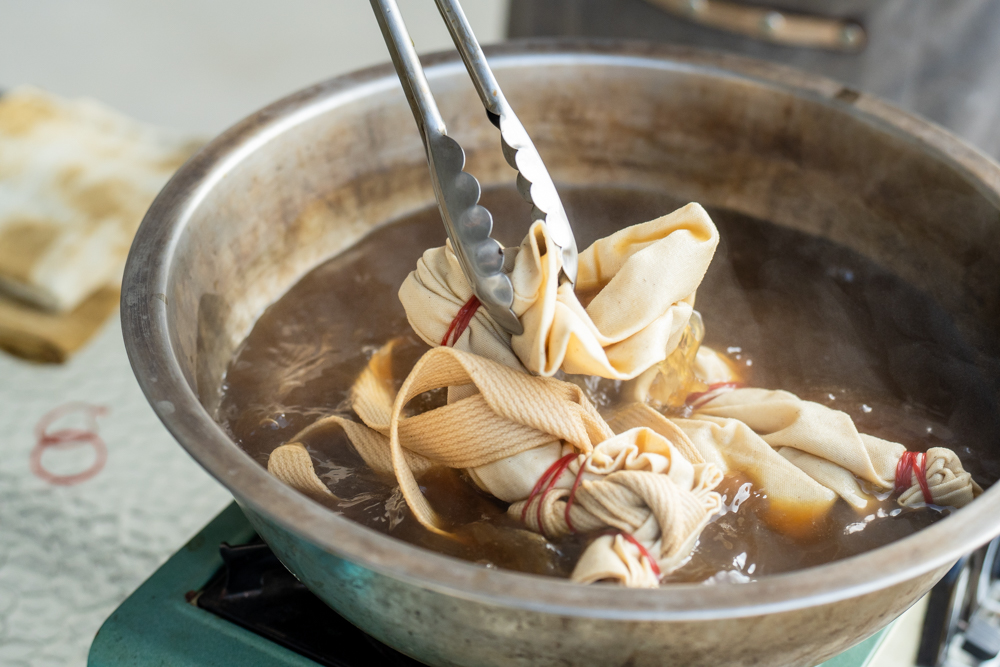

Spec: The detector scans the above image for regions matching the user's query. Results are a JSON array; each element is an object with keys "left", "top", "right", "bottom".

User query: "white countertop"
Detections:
[{"left": 0, "top": 317, "right": 232, "bottom": 666}]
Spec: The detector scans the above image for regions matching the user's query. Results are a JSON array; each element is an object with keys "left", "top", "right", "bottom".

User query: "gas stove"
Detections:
[{"left": 85, "top": 503, "right": 999, "bottom": 667}]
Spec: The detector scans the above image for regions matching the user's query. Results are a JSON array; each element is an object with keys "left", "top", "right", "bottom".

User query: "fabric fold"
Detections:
[
  {"left": 695, "top": 388, "right": 982, "bottom": 510},
  {"left": 268, "top": 343, "right": 724, "bottom": 586},
  {"left": 399, "top": 203, "right": 719, "bottom": 379}
]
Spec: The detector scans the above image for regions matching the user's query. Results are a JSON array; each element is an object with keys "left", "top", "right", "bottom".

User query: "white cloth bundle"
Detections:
[
  {"left": 269, "top": 343, "right": 723, "bottom": 587},
  {"left": 625, "top": 378, "right": 982, "bottom": 534},
  {"left": 399, "top": 203, "right": 719, "bottom": 378},
  {"left": 683, "top": 388, "right": 982, "bottom": 515},
  {"left": 0, "top": 86, "right": 200, "bottom": 312}
]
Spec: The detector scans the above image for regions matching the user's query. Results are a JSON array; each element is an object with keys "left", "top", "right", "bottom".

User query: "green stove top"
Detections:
[{"left": 87, "top": 503, "right": 891, "bottom": 667}]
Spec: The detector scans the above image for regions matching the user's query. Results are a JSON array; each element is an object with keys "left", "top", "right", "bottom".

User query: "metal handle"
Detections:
[
  {"left": 433, "top": 0, "right": 503, "bottom": 118},
  {"left": 369, "top": 0, "right": 446, "bottom": 144},
  {"left": 433, "top": 0, "right": 579, "bottom": 285},
  {"left": 643, "top": 0, "right": 867, "bottom": 53},
  {"left": 369, "top": 0, "right": 523, "bottom": 335}
]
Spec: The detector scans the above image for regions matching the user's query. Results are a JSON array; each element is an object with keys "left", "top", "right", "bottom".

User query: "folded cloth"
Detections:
[
  {"left": 399, "top": 203, "right": 719, "bottom": 379},
  {"left": 0, "top": 86, "right": 200, "bottom": 313},
  {"left": 691, "top": 387, "right": 983, "bottom": 510},
  {"left": 268, "top": 343, "right": 723, "bottom": 588},
  {"left": 0, "top": 286, "right": 119, "bottom": 363},
  {"left": 628, "top": 372, "right": 981, "bottom": 533}
]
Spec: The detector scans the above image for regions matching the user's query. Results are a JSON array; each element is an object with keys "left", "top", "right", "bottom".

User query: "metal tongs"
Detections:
[{"left": 370, "top": 0, "right": 578, "bottom": 335}]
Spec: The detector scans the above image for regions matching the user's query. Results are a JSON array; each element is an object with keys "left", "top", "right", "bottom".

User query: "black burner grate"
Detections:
[{"left": 196, "top": 540, "right": 423, "bottom": 667}]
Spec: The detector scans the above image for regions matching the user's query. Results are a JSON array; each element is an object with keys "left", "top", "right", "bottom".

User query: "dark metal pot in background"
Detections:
[{"left": 121, "top": 41, "right": 1000, "bottom": 667}]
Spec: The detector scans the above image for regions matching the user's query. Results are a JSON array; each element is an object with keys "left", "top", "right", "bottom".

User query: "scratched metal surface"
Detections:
[{"left": 0, "top": 316, "right": 232, "bottom": 667}]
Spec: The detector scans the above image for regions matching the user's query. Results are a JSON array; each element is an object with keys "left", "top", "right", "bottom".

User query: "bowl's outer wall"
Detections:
[
  {"left": 122, "top": 42, "right": 1000, "bottom": 667},
  {"left": 243, "top": 502, "right": 947, "bottom": 667}
]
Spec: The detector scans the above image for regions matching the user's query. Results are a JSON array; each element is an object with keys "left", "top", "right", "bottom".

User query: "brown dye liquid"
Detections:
[{"left": 218, "top": 186, "right": 1000, "bottom": 583}]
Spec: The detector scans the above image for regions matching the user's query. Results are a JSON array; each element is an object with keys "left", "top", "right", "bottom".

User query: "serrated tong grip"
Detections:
[{"left": 370, "top": 0, "right": 578, "bottom": 336}]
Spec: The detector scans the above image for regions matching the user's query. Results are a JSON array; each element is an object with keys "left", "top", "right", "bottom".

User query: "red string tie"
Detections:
[
  {"left": 564, "top": 456, "right": 589, "bottom": 533},
  {"left": 895, "top": 451, "right": 933, "bottom": 505},
  {"left": 440, "top": 295, "right": 481, "bottom": 347},
  {"left": 619, "top": 532, "right": 661, "bottom": 578},
  {"left": 521, "top": 453, "right": 576, "bottom": 537}
]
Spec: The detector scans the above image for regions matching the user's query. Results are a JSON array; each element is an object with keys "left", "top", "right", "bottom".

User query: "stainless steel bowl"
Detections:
[{"left": 122, "top": 41, "right": 1000, "bottom": 667}]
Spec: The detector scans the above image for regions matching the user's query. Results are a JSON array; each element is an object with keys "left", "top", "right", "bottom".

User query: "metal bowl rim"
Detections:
[{"left": 122, "top": 39, "right": 1000, "bottom": 620}]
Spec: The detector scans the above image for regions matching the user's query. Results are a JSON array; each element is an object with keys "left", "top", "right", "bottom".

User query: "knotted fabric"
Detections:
[
  {"left": 688, "top": 388, "right": 982, "bottom": 513},
  {"left": 269, "top": 343, "right": 723, "bottom": 587},
  {"left": 626, "top": 371, "right": 982, "bottom": 533},
  {"left": 399, "top": 203, "right": 719, "bottom": 378}
]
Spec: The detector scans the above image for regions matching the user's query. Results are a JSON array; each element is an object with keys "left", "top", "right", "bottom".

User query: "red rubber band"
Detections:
[
  {"left": 440, "top": 295, "right": 481, "bottom": 347},
  {"left": 521, "top": 453, "right": 575, "bottom": 532},
  {"left": 34, "top": 402, "right": 107, "bottom": 441},
  {"left": 452, "top": 296, "right": 481, "bottom": 344},
  {"left": 914, "top": 453, "right": 932, "bottom": 504},
  {"left": 535, "top": 455, "right": 576, "bottom": 537},
  {"left": 521, "top": 453, "right": 573, "bottom": 522},
  {"left": 620, "top": 531, "right": 661, "bottom": 578},
  {"left": 686, "top": 382, "right": 743, "bottom": 410},
  {"left": 895, "top": 451, "right": 933, "bottom": 505},
  {"left": 564, "top": 457, "right": 588, "bottom": 533},
  {"left": 895, "top": 451, "right": 913, "bottom": 493}
]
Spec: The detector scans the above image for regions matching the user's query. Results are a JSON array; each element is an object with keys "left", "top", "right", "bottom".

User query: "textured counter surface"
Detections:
[{"left": 0, "top": 317, "right": 232, "bottom": 667}]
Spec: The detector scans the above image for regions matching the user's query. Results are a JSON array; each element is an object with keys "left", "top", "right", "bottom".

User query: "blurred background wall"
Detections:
[
  {"left": 0, "top": 0, "right": 510, "bottom": 134},
  {"left": 510, "top": 0, "right": 1000, "bottom": 159}
]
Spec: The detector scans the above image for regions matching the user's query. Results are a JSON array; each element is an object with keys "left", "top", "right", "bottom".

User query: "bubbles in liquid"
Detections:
[{"left": 726, "top": 483, "right": 753, "bottom": 514}]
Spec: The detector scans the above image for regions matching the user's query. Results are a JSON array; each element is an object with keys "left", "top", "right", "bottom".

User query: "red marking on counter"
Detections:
[{"left": 30, "top": 403, "right": 109, "bottom": 486}]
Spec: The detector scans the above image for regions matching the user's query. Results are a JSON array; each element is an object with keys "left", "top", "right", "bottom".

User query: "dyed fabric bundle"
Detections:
[
  {"left": 268, "top": 203, "right": 981, "bottom": 588},
  {"left": 399, "top": 203, "right": 718, "bottom": 378},
  {"left": 0, "top": 86, "right": 201, "bottom": 361},
  {"left": 271, "top": 343, "right": 723, "bottom": 587},
  {"left": 677, "top": 388, "right": 982, "bottom": 527}
]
